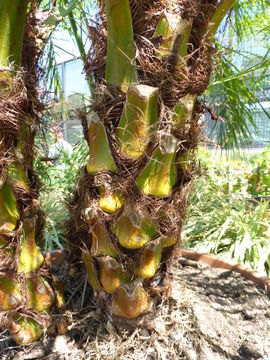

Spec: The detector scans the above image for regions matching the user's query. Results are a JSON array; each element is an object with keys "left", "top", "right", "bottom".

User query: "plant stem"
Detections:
[
  {"left": 67, "top": 9, "right": 95, "bottom": 94},
  {"left": 0, "top": 0, "right": 28, "bottom": 67}
]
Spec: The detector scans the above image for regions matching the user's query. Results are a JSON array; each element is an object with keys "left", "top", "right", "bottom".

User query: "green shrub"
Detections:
[
  {"left": 247, "top": 146, "right": 270, "bottom": 196},
  {"left": 183, "top": 147, "right": 270, "bottom": 275},
  {"left": 34, "top": 139, "right": 88, "bottom": 250}
]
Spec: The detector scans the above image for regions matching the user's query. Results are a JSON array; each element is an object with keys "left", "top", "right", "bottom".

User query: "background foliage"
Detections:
[
  {"left": 35, "top": 142, "right": 270, "bottom": 275},
  {"left": 35, "top": 139, "right": 88, "bottom": 249},
  {"left": 35, "top": 0, "right": 270, "bottom": 275},
  {"left": 183, "top": 147, "right": 270, "bottom": 275}
]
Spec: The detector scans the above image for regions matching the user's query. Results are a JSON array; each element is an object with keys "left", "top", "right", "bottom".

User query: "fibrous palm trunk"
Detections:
[
  {"left": 0, "top": 1, "right": 57, "bottom": 344},
  {"left": 68, "top": 0, "right": 235, "bottom": 320}
]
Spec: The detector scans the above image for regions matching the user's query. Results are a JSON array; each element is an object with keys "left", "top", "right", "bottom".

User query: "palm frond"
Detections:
[{"left": 205, "top": 35, "right": 270, "bottom": 149}]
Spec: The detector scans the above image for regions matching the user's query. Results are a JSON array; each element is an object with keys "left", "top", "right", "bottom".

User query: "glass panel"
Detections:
[
  {"left": 65, "top": 59, "right": 89, "bottom": 98},
  {"left": 65, "top": 118, "right": 84, "bottom": 145}
]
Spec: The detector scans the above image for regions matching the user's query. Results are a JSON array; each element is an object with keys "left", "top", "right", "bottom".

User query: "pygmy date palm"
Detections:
[
  {"left": 0, "top": 1, "right": 58, "bottom": 344},
  {"left": 68, "top": 0, "right": 236, "bottom": 320}
]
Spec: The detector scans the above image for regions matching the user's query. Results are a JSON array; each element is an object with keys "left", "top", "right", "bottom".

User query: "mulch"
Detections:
[{"left": 1, "top": 259, "right": 270, "bottom": 360}]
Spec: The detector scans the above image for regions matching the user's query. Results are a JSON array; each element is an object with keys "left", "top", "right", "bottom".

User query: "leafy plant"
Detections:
[
  {"left": 35, "top": 139, "right": 88, "bottom": 250},
  {"left": 248, "top": 146, "right": 270, "bottom": 196},
  {"left": 183, "top": 147, "right": 270, "bottom": 275}
]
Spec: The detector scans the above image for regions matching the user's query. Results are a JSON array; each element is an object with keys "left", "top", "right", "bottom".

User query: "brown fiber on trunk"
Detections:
[
  {"left": 67, "top": 0, "right": 228, "bottom": 323},
  {"left": 0, "top": 5, "right": 58, "bottom": 342}
]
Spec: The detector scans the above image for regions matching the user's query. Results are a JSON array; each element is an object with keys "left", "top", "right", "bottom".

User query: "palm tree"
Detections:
[
  {"left": 67, "top": 0, "right": 237, "bottom": 320},
  {"left": 0, "top": 1, "right": 58, "bottom": 345}
]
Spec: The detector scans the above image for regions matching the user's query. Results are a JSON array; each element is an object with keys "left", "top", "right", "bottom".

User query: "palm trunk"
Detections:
[
  {"left": 68, "top": 0, "right": 235, "bottom": 320},
  {"left": 0, "top": 1, "right": 56, "bottom": 344}
]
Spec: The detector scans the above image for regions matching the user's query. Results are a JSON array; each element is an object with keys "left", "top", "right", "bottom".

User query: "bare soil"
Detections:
[{"left": 1, "top": 258, "right": 270, "bottom": 360}]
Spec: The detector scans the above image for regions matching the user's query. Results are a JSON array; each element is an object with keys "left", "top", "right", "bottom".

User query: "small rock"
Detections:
[
  {"left": 141, "top": 329, "right": 150, "bottom": 337},
  {"left": 239, "top": 341, "right": 264, "bottom": 359},
  {"left": 153, "top": 319, "right": 166, "bottom": 336},
  {"left": 106, "top": 320, "right": 114, "bottom": 333},
  {"left": 52, "top": 335, "right": 69, "bottom": 354},
  {"left": 146, "top": 347, "right": 156, "bottom": 360},
  {"left": 242, "top": 309, "right": 256, "bottom": 320},
  {"left": 146, "top": 320, "right": 156, "bottom": 331}
]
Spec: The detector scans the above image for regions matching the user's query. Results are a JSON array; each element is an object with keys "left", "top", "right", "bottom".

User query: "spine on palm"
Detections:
[{"left": 68, "top": 0, "right": 235, "bottom": 320}]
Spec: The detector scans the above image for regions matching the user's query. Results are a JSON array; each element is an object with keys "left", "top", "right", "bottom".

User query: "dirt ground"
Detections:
[{"left": 1, "top": 258, "right": 270, "bottom": 360}]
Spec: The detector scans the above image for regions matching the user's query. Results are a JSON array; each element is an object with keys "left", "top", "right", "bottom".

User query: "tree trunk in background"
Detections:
[
  {"left": 0, "top": 1, "right": 57, "bottom": 345},
  {"left": 67, "top": 0, "right": 235, "bottom": 320}
]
